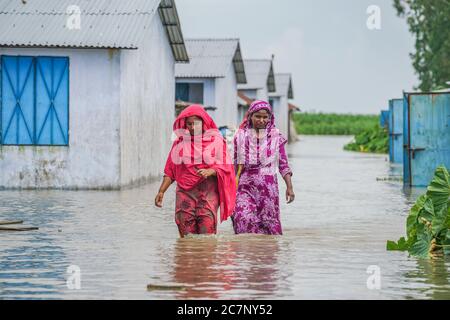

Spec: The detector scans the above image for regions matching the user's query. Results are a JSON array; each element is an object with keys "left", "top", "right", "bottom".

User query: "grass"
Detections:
[
  {"left": 293, "top": 113, "right": 379, "bottom": 135},
  {"left": 293, "top": 112, "right": 388, "bottom": 154}
]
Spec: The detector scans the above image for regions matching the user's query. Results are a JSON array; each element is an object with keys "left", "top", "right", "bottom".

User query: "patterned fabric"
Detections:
[
  {"left": 175, "top": 177, "right": 220, "bottom": 237},
  {"left": 233, "top": 101, "right": 292, "bottom": 235}
]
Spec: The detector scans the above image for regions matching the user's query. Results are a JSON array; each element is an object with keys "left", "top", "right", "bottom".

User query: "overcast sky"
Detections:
[{"left": 176, "top": 0, "right": 417, "bottom": 114}]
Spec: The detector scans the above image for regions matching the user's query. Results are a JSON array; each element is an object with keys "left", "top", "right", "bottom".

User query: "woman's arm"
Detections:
[
  {"left": 155, "top": 176, "right": 174, "bottom": 207},
  {"left": 283, "top": 173, "right": 295, "bottom": 203},
  {"left": 279, "top": 141, "right": 295, "bottom": 203}
]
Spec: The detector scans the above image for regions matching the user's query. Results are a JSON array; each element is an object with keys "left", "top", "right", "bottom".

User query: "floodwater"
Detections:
[{"left": 1, "top": 135, "right": 449, "bottom": 300}]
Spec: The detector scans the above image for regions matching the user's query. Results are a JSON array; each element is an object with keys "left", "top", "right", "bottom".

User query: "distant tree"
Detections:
[{"left": 393, "top": 0, "right": 450, "bottom": 91}]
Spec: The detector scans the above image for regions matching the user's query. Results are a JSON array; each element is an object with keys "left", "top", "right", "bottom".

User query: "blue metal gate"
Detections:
[
  {"left": 389, "top": 99, "right": 403, "bottom": 164},
  {"left": 403, "top": 92, "right": 450, "bottom": 187},
  {"left": 380, "top": 110, "right": 390, "bottom": 129},
  {"left": 1, "top": 55, "right": 69, "bottom": 146}
]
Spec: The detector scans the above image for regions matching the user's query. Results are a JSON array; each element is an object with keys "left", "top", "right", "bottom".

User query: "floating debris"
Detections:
[
  {"left": 0, "top": 226, "right": 39, "bottom": 232},
  {"left": 0, "top": 220, "right": 24, "bottom": 225},
  {"left": 376, "top": 176, "right": 403, "bottom": 182},
  {"left": 147, "top": 283, "right": 189, "bottom": 291}
]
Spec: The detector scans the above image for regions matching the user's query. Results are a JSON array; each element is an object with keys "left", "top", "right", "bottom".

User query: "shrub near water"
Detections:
[
  {"left": 343, "top": 125, "right": 389, "bottom": 154},
  {"left": 387, "top": 166, "right": 450, "bottom": 259}
]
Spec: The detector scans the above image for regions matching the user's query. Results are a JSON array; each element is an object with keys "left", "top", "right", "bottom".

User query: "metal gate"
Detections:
[
  {"left": 389, "top": 99, "right": 403, "bottom": 164},
  {"left": 403, "top": 92, "right": 450, "bottom": 187}
]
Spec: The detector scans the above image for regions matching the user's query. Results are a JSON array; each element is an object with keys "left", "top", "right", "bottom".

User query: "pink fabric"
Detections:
[{"left": 164, "top": 105, "right": 236, "bottom": 223}]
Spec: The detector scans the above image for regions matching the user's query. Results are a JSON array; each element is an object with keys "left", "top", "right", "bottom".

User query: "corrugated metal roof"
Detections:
[
  {"left": 0, "top": 0, "right": 189, "bottom": 61},
  {"left": 158, "top": 0, "right": 188, "bottom": 62},
  {"left": 237, "top": 59, "right": 276, "bottom": 92},
  {"left": 175, "top": 38, "right": 246, "bottom": 83},
  {"left": 269, "top": 73, "right": 294, "bottom": 99}
]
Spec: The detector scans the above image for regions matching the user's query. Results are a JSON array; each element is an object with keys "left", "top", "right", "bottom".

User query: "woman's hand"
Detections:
[
  {"left": 286, "top": 188, "right": 295, "bottom": 204},
  {"left": 197, "top": 168, "right": 216, "bottom": 178},
  {"left": 155, "top": 192, "right": 164, "bottom": 208}
]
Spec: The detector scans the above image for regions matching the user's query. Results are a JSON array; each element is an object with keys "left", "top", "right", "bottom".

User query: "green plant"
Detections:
[
  {"left": 387, "top": 166, "right": 450, "bottom": 259},
  {"left": 343, "top": 125, "right": 388, "bottom": 154}
]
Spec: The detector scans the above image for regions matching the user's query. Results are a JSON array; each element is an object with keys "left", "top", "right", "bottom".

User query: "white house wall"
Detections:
[
  {"left": 257, "top": 88, "right": 269, "bottom": 102},
  {"left": 274, "top": 95, "right": 289, "bottom": 138},
  {"left": 0, "top": 47, "right": 121, "bottom": 189},
  {"left": 215, "top": 63, "right": 238, "bottom": 129},
  {"left": 119, "top": 12, "right": 176, "bottom": 186}
]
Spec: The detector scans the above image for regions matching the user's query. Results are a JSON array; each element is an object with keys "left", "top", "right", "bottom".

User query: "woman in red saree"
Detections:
[{"left": 154, "top": 105, "right": 236, "bottom": 237}]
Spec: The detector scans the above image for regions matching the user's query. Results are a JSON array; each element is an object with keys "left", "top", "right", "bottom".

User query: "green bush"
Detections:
[{"left": 343, "top": 125, "right": 389, "bottom": 154}]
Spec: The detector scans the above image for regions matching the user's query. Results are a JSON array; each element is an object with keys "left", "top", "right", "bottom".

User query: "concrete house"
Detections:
[
  {"left": 269, "top": 73, "right": 294, "bottom": 138},
  {"left": 0, "top": 0, "right": 188, "bottom": 189},
  {"left": 175, "top": 38, "right": 246, "bottom": 129},
  {"left": 237, "top": 59, "right": 276, "bottom": 125}
]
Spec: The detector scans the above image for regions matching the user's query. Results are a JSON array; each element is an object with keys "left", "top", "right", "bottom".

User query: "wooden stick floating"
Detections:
[
  {"left": 0, "top": 226, "right": 39, "bottom": 232},
  {"left": 0, "top": 220, "right": 24, "bottom": 226}
]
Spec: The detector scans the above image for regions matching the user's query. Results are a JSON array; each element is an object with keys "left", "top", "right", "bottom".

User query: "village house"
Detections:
[
  {"left": 237, "top": 59, "right": 276, "bottom": 125},
  {"left": 175, "top": 38, "right": 246, "bottom": 129},
  {"left": 269, "top": 73, "right": 294, "bottom": 138},
  {"left": 0, "top": 0, "right": 188, "bottom": 189}
]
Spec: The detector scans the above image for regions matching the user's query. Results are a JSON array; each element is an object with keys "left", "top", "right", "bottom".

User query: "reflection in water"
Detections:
[
  {"left": 0, "top": 193, "right": 69, "bottom": 299},
  {"left": 170, "top": 235, "right": 282, "bottom": 299},
  {"left": 403, "top": 258, "right": 450, "bottom": 300},
  {"left": 0, "top": 136, "right": 449, "bottom": 299}
]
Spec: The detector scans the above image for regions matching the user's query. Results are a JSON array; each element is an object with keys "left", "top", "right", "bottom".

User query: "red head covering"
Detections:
[{"left": 164, "top": 105, "right": 236, "bottom": 223}]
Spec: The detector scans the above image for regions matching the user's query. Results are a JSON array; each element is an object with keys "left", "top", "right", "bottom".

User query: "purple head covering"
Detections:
[
  {"left": 235, "top": 100, "right": 286, "bottom": 167},
  {"left": 239, "top": 100, "right": 276, "bottom": 130}
]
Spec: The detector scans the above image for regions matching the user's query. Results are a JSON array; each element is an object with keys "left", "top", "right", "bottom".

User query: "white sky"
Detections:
[{"left": 176, "top": 0, "right": 418, "bottom": 114}]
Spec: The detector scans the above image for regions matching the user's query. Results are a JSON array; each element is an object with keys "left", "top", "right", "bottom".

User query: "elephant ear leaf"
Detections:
[
  {"left": 409, "top": 229, "right": 433, "bottom": 259},
  {"left": 432, "top": 206, "right": 448, "bottom": 236},
  {"left": 388, "top": 166, "right": 450, "bottom": 259},
  {"left": 427, "top": 166, "right": 450, "bottom": 213},
  {"left": 443, "top": 233, "right": 450, "bottom": 256},
  {"left": 407, "top": 194, "right": 427, "bottom": 238},
  {"left": 387, "top": 237, "right": 409, "bottom": 251}
]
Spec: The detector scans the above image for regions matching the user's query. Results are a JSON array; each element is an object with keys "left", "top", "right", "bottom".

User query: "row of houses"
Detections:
[
  {"left": 0, "top": 0, "right": 299, "bottom": 190},
  {"left": 381, "top": 90, "right": 450, "bottom": 187}
]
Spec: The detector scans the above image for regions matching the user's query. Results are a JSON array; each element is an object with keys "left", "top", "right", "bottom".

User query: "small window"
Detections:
[
  {"left": 175, "top": 82, "right": 204, "bottom": 104},
  {"left": 0, "top": 55, "right": 69, "bottom": 146},
  {"left": 269, "top": 99, "right": 275, "bottom": 107}
]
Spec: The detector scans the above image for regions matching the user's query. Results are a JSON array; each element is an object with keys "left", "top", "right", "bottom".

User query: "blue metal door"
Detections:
[
  {"left": 389, "top": 99, "right": 403, "bottom": 163},
  {"left": 403, "top": 92, "right": 450, "bottom": 187},
  {"left": 1, "top": 56, "right": 35, "bottom": 145},
  {"left": 380, "top": 110, "right": 389, "bottom": 129}
]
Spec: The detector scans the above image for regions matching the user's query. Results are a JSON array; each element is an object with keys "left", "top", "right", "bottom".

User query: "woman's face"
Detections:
[
  {"left": 251, "top": 109, "right": 270, "bottom": 129},
  {"left": 186, "top": 116, "right": 203, "bottom": 136}
]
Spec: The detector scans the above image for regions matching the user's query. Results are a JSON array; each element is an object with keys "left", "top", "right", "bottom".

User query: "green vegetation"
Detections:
[
  {"left": 387, "top": 166, "right": 450, "bottom": 259},
  {"left": 343, "top": 125, "right": 388, "bottom": 154},
  {"left": 292, "top": 112, "right": 388, "bottom": 154},
  {"left": 293, "top": 113, "right": 379, "bottom": 135},
  {"left": 394, "top": 0, "right": 450, "bottom": 91}
]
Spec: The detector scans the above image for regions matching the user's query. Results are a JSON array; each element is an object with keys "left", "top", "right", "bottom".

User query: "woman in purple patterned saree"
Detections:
[{"left": 233, "top": 100, "right": 295, "bottom": 235}]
